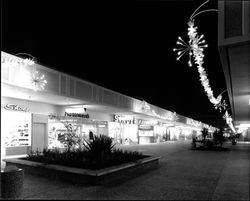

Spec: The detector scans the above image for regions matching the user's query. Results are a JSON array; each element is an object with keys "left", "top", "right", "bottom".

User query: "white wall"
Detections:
[{"left": 1, "top": 96, "right": 63, "bottom": 115}]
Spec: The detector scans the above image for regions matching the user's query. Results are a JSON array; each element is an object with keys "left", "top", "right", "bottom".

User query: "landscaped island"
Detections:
[
  {"left": 4, "top": 135, "right": 160, "bottom": 185},
  {"left": 191, "top": 128, "right": 230, "bottom": 151}
]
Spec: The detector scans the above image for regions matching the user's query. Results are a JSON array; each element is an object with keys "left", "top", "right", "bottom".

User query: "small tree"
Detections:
[
  {"left": 201, "top": 128, "right": 209, "bottom": 141},
  {"left": 213, "top": 129, "right": 225, "bottom": 147},
  {"left": 58, "top": 121, "right": 82, "bottom": 151}
]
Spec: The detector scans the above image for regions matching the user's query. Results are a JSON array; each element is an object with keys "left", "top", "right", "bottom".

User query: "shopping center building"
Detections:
[{"left": 1, "top": 51, "right": 218, "bottom": 158}]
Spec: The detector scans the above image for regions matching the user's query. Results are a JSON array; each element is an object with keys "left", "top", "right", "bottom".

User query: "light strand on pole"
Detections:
[{"left": 172, "top": 0, "right": 234, "bottom": 131}]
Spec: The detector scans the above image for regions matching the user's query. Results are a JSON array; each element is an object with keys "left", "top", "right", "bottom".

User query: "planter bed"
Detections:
[{"left": 4, "top": 155, "right": 161, "bottom": 185}]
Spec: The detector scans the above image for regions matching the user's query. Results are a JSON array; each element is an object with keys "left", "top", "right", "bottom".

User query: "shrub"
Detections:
[
  {"left": 213, "top": 129, "right": 225, "bottom": 147},
  {"left": 201, "top": 128, "right": 209, "bottom": 141},
  {"left": 82, "top": 135, "right": 116, "bottom": 161},
  {"left": 205, "top": 139, "right": 213, "bottom": 149},
  {"left": 26, "top": 135, "right": 146, "bottom": 170}
]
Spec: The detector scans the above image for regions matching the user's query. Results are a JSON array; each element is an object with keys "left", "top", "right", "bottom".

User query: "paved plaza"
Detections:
[{"left": 21, "top": 141, "right": 249, "bottom": 200}]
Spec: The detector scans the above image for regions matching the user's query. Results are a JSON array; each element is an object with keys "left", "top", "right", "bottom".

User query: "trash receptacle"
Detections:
[{"left": 1, "top": 165, "right": 24, "bottom": 199}]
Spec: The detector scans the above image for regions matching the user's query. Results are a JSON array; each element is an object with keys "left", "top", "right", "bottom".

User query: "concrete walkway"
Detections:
[{"left": 21, "top": 141, "right": 249, "bottom": 200}]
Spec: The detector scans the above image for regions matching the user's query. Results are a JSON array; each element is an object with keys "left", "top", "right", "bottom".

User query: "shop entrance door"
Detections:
[{"left": 32, "top": 123, "right": 46, "bottom": 152}]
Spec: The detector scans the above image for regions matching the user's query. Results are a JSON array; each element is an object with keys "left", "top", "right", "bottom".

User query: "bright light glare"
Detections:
[{"left": 236, "top": 124, "right": 250, "bottom": 128}]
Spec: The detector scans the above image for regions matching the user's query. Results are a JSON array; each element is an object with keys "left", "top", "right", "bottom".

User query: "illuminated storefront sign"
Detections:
[
  {"left": 113, "top": 115, "right": 135, "bottom": 124},
  {"left": 1, "top": 55, "right": 34, "bottom": 66},
  {"left": 186, "top": 118, "right": 201, "bottom": 128},
  {"left": 151, "top": 110, "right": 178, "bottom": 121},
  {"left": 140, "top": 100, "right": 178, "bottom": 121},
  {"left": 65, "top": 112, "right": 89, "bottom": 119},
  {"left": 4, "top": 104, "right": 29, "bottom": 112}
]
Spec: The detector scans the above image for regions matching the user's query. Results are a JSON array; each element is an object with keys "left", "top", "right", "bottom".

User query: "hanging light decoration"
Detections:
[
  {"left": 31, "top": 71, "right": 47, "bottom": 91},
  {"left": 173, "top": 0, "right": 235, "bottom": 131},
  {"left": 15, "top": 53, "right": 36, "bottom": 65}
]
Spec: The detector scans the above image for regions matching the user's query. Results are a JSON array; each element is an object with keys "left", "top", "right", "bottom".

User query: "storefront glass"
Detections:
[
  {"left": 154, "top": 125, "right": 167, "bottom": 142},
  {"left": 108, "top": 122, "right": 138, "bottom": 144},
  {"left": 48, "top": 116, "right": 107, "bottom": 149},
  {"left": 1, "top": 109, "right": 31, "bottom": 147},
  {"left": 138, "top": 125, "right": 154, "bottom": 144}
]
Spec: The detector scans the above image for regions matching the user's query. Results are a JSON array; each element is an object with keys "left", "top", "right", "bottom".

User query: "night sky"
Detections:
[{"left": 2, "top": 0, "right": 229, "bottom": 128}]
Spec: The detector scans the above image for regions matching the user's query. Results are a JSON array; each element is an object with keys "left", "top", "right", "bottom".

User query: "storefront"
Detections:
[
  {"left": 1, "top": 96, "right": 60, "bottom": 156},
  {"left": 48, "top": 116, "right": 108, "bottom": 149},
  {"left": 108, "top": 115, "right": 138, "bottom": 145},
  {"left": 1, "top": 51, "right": 219, "bottom": 160},
  {"left": 1, "top": 104, "right": 32, "bottom": 155},
  {"left": 1, "top": 97, "right": 111, "bottom": 156}
]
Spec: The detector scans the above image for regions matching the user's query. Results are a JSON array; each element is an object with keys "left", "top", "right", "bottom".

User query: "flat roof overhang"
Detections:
[
  {"left": 2, "top": 82, "right": 205, "bottom": 131},
  {"left": 218, "top": 43, "right": 250, "bottom": 127}
]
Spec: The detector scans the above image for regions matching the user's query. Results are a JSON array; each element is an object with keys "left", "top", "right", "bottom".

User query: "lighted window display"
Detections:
[
  {"left": 96, "top": 121, "right": 108, "bottom": 136},
  {"left": 1, "top": 109, "right": 31, "bottom": 147},
  {"left": 168, "top": 127, "right": 180, "bottom": 141},
  {"left": 108, "top": 122, "right": 122, "bottom": 143},
  {"left": 138, "top": 125, "right": 154, "bottom": 144},
  {"left": 138, "top": 125, "right": 154, "bottom": 136},
  {"left": 48, "top": 118, "right": 98, "bottom": 149},
  {"left": 48, "top": 121, "right": 68, "bottom": 149},
  {"left": 154, "top": 125, "right": 167, "bottom": 142},
  {"left": 108, "top": 122, "right": 138, "bottom": 144}
]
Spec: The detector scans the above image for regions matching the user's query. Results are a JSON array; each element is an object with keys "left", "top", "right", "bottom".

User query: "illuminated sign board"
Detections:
[
  {"left": 113, "top": 115, "right": 135, "bottom": 124},
  {"left": 65, "top": 112, "right": 89, "bottom": 119},
  {"left": 186, "top": 118, "right": 201, "bottom": 127},
  {"left": 1, "top": 53, "right": 35, "bottom": 66},
  {"left": 4, "top": 104, "right": 29, "bottom": 112}
]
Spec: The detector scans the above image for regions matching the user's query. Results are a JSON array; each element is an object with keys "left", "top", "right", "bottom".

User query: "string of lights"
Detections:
[{"left": 173, "top": 0, "right": 235, "bottom": 132}]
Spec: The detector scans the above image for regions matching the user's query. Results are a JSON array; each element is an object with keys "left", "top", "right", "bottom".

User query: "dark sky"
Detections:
[{"left": 2, "top": 0, "right": 229, "bottom": 128}]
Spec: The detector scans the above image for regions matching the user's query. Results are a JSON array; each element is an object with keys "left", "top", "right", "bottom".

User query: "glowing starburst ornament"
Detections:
[
  {"left": 22, "top": 58, "right": 35, "bottom": 65},
  {"left": 223, "top": 111, "right": 232, "bottom": 124},
  {"left": 214, "top": 99, "right": 227, "bottom": 112},
  {"left": 31, "top": 71, "right": 47, "bottom": 91}
]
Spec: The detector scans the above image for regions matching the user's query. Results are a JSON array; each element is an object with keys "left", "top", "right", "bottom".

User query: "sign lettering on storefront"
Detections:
[
  {"left": 64, "top": 112, "right": 89, "bottom": 119},
  {"left": 4, "top": 104, "right": 29, "bottom": 112},
  {"left": 113, "top": 115, "right": 135, "bottom": 124},
  {"left": 186, "top": 118, "right": 201, "bottom": 127}
]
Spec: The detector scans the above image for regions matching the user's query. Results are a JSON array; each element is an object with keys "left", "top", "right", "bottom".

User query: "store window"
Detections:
[
  {"left": 138, "top": 125, "right": 154, "bottom": 144},
  {"left": 1, "top": 109, "right": 31, "bottom": 147},
  {"left": 154, "top": 125, "right": 167, "bottom": 142},
  {"left": 48, "top": 116, "right": 108, "bottom": 149},
  {"left": 108, "top": 122, "right": 138, "bottom": 144}
]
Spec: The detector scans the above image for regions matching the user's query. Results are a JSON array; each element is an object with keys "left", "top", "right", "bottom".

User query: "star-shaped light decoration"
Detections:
[
  {"left": 223, "top": 111, "right": 233, "bottom": 125},
  {"left": 173, "top": 20, "right": 208, "bottom": 68},
  {"left": 31, "top": 71, "right": 47, "bottom": 91},
  {"left": 22, "top": 58, "right": 35, "bottom": 66},
  {"left": 214, "top": 99, "right": 227, "bottom": 112}
]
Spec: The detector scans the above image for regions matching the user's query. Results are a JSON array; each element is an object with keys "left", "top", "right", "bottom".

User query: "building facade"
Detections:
[
  {"left": 218, "top": 0, "right": 250, "bottom": 140},
  {"left": 1, "top": 51, "right": 218, "bottom": 159}
]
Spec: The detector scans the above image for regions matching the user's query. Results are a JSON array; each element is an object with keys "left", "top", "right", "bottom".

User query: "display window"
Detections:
[
  {"left": 1, "top": 109, "right": 31, "bottom": 147},
  {"left": 108, "top": 122, "right": 138, "bottom": 144},
  {"left": 138, "top": 125, "right": 154, "bottom": 136},
  {"left": 154, "top": 125, "right": 167, "bottom": 142},
  {"left": 48, "top": 117, "right": 108, "bottom": 149},
  {"left": 138, "top": 125, "right": 154, "bottom": 144},
  {"left": 168, "top": 127, "right": 179, "bottom": 140}
]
